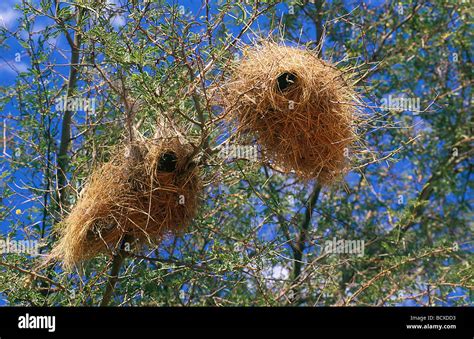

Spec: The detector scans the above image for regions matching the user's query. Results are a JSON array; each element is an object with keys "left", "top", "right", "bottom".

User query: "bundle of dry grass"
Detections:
[
  {"left": 49, "top": 137, "right": 202, "bottom": 269},
  {"left": 220, "top": 42, "right": 359, "bottom": 183}
]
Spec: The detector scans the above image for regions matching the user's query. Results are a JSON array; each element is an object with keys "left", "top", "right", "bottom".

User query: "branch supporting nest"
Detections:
[{"left": 100, "top": 234, "right": 134, "bottom": 307}]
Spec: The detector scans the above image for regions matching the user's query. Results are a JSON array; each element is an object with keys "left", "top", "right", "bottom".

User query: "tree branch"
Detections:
[
  {"left": 56, "top": 7, "right": 83, "bottom": 211},
  {"left": 100, "top": 234, "right": 134, "bottom": 306}
]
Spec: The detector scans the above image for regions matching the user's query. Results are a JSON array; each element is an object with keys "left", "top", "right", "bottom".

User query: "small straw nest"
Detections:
[
  {"left": 220, "top": 42, "right": 359, "bottom": 183},
  {"left": 49, "top": 137, "right": 202, "bottom": 269}
]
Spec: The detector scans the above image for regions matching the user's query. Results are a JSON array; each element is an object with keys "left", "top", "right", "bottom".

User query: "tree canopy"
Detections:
[{"left": 0, "top": 0, "right": 472, "bottom": 306}]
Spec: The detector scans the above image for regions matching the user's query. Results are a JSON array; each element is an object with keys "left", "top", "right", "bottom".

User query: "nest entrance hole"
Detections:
[
  {"left": 276, "top": 72, "right": 298, "bottom": 93},
  {"left": 158, "top": 151, "right": 178, "bottom": 172}
]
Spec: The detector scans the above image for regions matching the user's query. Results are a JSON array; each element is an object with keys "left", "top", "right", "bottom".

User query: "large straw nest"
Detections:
[
  {"left": 220, "top": 42, "right": 359, "bottom": 183},
  {"left": 49, "top": 137, "right": 202, "bottom": 269}
]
